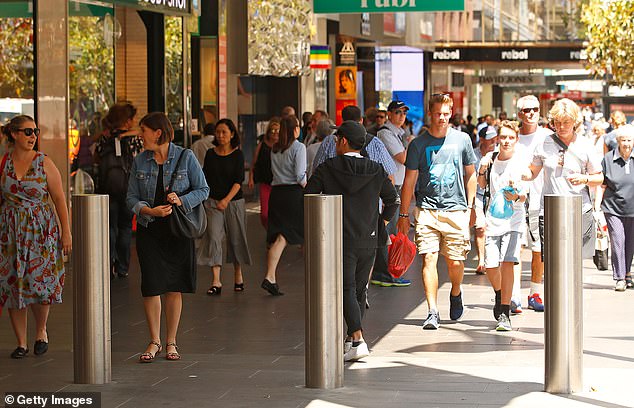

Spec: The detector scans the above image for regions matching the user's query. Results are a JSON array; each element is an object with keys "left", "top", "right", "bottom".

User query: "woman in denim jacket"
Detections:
[{"left": 126, "top": 112, "right": 209, "bottom": 362}]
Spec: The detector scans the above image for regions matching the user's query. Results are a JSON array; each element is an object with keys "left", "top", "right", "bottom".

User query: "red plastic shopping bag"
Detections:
[{"left": 388, "top": 232, "right": 417, "bottom": 278}]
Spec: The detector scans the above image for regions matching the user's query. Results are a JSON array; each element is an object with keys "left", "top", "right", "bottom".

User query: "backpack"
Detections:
[{"left": 97, "top": 135, "right": 132, "bottom": 198}]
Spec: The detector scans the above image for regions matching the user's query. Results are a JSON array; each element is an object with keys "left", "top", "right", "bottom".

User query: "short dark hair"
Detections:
[
  {"left": 103, "top": 101, "right": 137, "bottom": 131},
  {"left": 212, "top": 118, "right": 241, "bottom": 148},
  {"left": 342, "top": 105, "right": 362, "bottom": 122},
  {"left": 139, "top": 112, "right": 173, "bottom": 145},
  {"left": 203, "top": 123, "right": 216, "bottom": 136},
  {"left": 1, "top": 115, "right": 35, "bottom": 144},
  {"left": 273, "top": 115, "right": 299, "bottom": 153}
]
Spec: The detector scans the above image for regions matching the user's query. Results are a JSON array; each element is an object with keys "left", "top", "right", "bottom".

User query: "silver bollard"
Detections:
[
  {"left": 304, "top": 194, "right": 343, "bottom": 389},
  {"left": 543, "top": 195, "right": 583, "bottom": 394},
  {"left": 71, "top": 194, "right": 111, "bottom": 384}
]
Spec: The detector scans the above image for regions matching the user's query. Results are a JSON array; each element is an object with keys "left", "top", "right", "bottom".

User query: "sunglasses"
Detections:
[
  {"left": 558, "top": 149, "right": 565, "bottom": 167},
  {"left": 18, "top": 128, "right": 41, "bottom": 136},
  {"left": 376, "top": 115, "right": 386, "bottom": 119},
  {"left": 393, "top": 110, "right": 407, "bottom": 115},
  {"left": 521, "top": 107, "right": 539, "bottom": 114},
  {"left": 431, "top": 93, "right": 450, "bottom": 97}
]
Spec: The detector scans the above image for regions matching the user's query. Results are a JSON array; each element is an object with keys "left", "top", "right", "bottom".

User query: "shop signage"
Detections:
[
  {"left": 337, "top": 40, "right": 357, "bottom": 65},
  {"left": 116, "top": 0, "right": 191, "bottom": 14},
  {"left": 431, "top": 46, "right": 587, "bottom": 63},
  {"left": 472, "top": 75, "right": 546, "bottom": 86},
  {"left": 314, "top": 0, "right": 464, "bottom": 14}
]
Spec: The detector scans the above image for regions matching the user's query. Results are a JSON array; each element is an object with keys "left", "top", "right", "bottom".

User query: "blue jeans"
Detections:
[{"left": 109, "top": 196, "right": 134, "bottom": 274}]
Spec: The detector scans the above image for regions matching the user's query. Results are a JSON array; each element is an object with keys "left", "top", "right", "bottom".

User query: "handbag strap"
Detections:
[{"left": 167, "top": 148, "right": 187, "bottom": 192}]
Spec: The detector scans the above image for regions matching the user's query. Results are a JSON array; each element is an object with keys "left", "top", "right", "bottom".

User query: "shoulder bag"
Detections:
[{"left": 168, "top": 149, "right": 207, "bottom": 239}]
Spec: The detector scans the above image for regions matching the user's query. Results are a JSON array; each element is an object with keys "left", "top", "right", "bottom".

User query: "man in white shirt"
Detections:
[{"left": 513, "top": 95, "right": 552, "bottom": 313}]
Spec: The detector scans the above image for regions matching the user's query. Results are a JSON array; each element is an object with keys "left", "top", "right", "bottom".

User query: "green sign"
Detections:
[
  {"left": 0, "top": 0, "right": 191, "bottom": 18},
  {"left": 314, "top": 0, "right": 464, "bottom": 13},
  {"left": 117, "top": 0, "right": 190, "bottom": 14}
]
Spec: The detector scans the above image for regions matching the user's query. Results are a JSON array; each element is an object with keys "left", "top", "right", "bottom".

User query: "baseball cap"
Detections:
[
  {"left": 484, "top": 126, "right": 498, "bottom": 140},
  {"left": 387, "top": 100, "right": 409, "bottom": 112},
  {"left": 331, "top": 120, "right": 367, "bottom": 150}
]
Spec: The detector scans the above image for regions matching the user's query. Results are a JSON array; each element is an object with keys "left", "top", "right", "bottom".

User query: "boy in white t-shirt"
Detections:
[{"left": 477, "top": 121, "right": 527, "bottom": 331}]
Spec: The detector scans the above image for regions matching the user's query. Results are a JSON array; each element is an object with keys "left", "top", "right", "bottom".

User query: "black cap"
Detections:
[
  {"left": 387, "top": 100, "right": 409, "bottom": 112},
  {"left": 331, "top": 120, "right": 367, "bottom": 150}
]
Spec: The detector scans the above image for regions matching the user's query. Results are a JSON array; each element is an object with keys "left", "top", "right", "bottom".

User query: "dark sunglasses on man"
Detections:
[
  {"left": 18, "top": 128, "right": 41, "bottom": 136},
  {"left": 521, "top": 107, "right": 539, "bottom": 114}
]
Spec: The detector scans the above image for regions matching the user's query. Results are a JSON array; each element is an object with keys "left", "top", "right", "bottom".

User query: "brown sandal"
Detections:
[
  {"left": 166, "top": 342, "right": 181, "bottom": 361},
  {"left": 139, "top": 340, "right": 162, "bottom": 363}
]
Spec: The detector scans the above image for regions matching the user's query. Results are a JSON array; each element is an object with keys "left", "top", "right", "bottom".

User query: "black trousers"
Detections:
[{"left": 343, "top": 247, "right": 376, "bottom": 336}]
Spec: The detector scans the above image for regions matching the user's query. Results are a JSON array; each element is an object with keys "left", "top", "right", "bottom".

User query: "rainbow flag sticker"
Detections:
[{"left": 310, "top": 45, "right": 331, "bottom": 69}]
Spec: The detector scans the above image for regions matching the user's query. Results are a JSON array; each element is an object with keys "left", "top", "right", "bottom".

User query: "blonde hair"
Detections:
[
  {"left": 516, "top": 95, "right": 539, "bottom": 111},
  {"left": 610, "top": 110, "right": 627, "bottom": 128},
  {"left": 548, "top": 98, "right": 583, "bottom": 130},
  {"left": 498, "top": 120, "right": 520, "bottom": 136},
  {"left": 428, "top": 93, "right": 453, "bottom": 111}
]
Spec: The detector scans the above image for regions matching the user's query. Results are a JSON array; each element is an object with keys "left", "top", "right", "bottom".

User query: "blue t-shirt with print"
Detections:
[{"left": 405, "top": 127, "right": 476, "bottom": 210}]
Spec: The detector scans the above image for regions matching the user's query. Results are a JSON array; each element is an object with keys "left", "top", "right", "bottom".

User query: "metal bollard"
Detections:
[
  {"left": 304, "top": 194, "right": 343, "bottom": 389},
  {"left": 543, "top": 195, "right": 583, "bottom": 394},
  {"left": 71, "top": 194, "right": 111, "bottom": 384}
]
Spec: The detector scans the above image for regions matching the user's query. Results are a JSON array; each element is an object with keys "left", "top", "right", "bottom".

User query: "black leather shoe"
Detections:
[
  {"left": 10, "top": 346, "right": 28, "bottom": 359},
  {"left": 261, "top": 279, "right": 284, "bottom": 296},
  {"left": 34, "top": 340, "right": 48, "bottom": 356},
  {"left": 117, "top": 270, "right": 129, "bottom": 278}
]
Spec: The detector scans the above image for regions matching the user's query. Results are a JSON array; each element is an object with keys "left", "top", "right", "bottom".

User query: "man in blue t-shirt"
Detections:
[{"left": 397, "top": 93, "right": 477, "bottom": 330}]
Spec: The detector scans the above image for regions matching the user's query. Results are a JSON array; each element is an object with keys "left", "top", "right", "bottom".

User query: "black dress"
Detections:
[{"left": 136, "top": 165, "right": 196, "bottom": 297}]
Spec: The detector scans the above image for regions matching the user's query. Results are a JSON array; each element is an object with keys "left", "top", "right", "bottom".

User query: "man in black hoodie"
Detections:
[{"left": 305, "top": 121, "right": 399, "bottom": 362}]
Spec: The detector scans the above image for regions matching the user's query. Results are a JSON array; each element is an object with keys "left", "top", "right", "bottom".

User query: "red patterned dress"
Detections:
[{"left": 0, "top": 152, "right": 65, "bottom": 309}]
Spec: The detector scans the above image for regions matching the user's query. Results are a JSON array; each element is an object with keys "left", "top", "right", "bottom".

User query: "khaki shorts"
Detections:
[{"left": 415, "top": 208, "right": 471, "bottom": 260}]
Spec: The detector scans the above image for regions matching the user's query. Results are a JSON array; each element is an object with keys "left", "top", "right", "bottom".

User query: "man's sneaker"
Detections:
[
  {"left": 615, "top": 280, "right": 627, "bottom": 292},
  {"left": 370, "top": 278, "right": 411, "bottom": 287},
  {"left": 422, "top": 310, "right": 440, "bottom": 330},
  {"left": 527, "top": 293, "right": 545, "bottom": 312},
  {"left": 496, "top": 314, "right": 512, "bottom": 331},
  {"left": 449, "top": 292, "right": 464, "bottom": 321},
  {"left": 344, "top": 341, "right": 369, "bottom": 362},
  {"left": 626, "top": 276, "right": 633, "bottom": 289},
  {"left": 344, "top": 340, "right": 353, "bottom": 354},
  {"left": 510, "top": 299, "right": 523, "bottom": 315}
]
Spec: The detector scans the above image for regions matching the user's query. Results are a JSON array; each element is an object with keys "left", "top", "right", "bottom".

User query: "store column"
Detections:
[{"left": 36, "top": 0, "right": 69, "bottom": 194}]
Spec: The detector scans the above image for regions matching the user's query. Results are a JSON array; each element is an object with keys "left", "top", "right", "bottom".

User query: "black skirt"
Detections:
[
  {"left": 267, "top": 184, "right": 304, "bottom": 245},
  {"left": 136, "top": 164, "right": 196, "bottom": 297}
]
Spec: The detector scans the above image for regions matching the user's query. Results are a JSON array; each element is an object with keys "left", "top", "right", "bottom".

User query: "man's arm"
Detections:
[
  {"left": 379, "top": 175, "right": 400, "bottom": 222},
  {"left": 393, "top": 151, "right": 407, "bottom": 165},
  {"left": 463, "top": 164, "right": 476, "bottom": 208},
  {"left": 312, "top": 135, "right": 336, "bottom": 170},
  {"left": 397, "top": 168, "right": 418, "bottom": 235},
  {"left": 304, "top": 165, "right": 324, "bottom": 195}
]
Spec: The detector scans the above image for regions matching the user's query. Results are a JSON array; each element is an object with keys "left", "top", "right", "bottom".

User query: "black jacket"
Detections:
[{"left": 305, "top": 154, "right": 399, "bottom": 248}]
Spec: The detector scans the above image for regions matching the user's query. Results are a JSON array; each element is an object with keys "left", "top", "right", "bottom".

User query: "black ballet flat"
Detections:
[
  {"left": 234, "top": 283, "right": 245, "bottom": 292},
  {"left": 34, "top": 339, "right": 48, "bottom": 356},
  {"left": 206, "top": 286, "right": 222, "bottom": 296},
  {"left": 261, "top": 279, "right": 284, "bottom": 296},
  {"left": 10, "top": 346, "right": 28, "bottom": 359}
]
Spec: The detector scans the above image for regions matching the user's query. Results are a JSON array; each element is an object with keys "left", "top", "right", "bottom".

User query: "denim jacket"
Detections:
[{"left": 126, "top": 143, "right": 210, "bottom": 227}]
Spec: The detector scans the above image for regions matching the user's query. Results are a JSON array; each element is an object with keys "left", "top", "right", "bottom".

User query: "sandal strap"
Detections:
[
  {"left": 166, "top": 342, "right": 178, "bottom": 349},
  {"left": 148, "top": 340, "right": 161, "bottom": 349}
]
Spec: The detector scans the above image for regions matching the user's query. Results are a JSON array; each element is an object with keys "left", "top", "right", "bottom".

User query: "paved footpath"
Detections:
[{"left": 1, "top": 204, "right": 633, "bottom": 408}]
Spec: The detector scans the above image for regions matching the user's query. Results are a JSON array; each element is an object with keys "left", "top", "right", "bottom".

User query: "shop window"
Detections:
[
  {"left": 68, "top": 1, "right": 115, "bottom": 170},
  {"left": 165, "top": 16, "right": 183, "bottom": 137},
  {"left": 0, "top": 0, "right": 35, "bottom": 133}
]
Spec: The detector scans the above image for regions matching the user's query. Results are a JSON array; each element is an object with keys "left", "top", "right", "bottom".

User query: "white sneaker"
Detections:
[
  {"left": 344, "top": 341, "right": 369, "bottom": 362},
  {"left": 344, "top": 340, "right": 352, "bottom": 354},
  {"left": 615, "top": 280, "right": 627, "bottom": 292}
]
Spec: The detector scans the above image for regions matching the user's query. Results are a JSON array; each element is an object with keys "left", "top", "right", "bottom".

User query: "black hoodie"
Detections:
[{"left": 305, "top": 154, "right": 400, "bottom": 249}]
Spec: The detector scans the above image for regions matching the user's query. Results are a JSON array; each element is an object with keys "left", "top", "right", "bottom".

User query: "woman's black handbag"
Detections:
[
  {"left": 167, "top": 150, "right": 207, "bottom": 239},
  {"left": 593, "top": 249, "right": 609, "bottom": 271}
]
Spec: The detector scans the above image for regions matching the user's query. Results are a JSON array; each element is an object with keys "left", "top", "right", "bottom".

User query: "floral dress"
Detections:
[{"left": 0, "top": 152, "right": 65, "bottom": 309}]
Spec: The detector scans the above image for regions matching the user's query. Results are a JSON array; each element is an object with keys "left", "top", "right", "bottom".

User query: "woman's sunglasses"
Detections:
[{"left": 18, "top": 128, "right": 41, "bottom": 136}]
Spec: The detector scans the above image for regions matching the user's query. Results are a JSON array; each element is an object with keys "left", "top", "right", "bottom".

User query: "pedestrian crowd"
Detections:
[{"left": 1, "top": 93, "right": 632, "bottom": 363}]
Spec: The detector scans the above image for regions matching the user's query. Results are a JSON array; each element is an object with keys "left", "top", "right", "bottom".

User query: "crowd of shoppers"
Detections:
[{"left": 3, "top": 92, "right": 632, "bottom": 363}]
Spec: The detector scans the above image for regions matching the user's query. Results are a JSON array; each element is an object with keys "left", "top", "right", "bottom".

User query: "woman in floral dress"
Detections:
[{"left": 0, "top": 115, "right": 72, "bottom": 359}]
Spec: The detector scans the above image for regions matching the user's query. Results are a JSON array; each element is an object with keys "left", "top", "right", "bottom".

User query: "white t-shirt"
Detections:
[
  {"left": 485, "top": 149, "right": 527, "bottom": 237},
  {"left": 532, "top": 134, "right": 602, "bottom": 214},
  {"left": 518, "top": 127, "right": 551, "bottom": 212}
]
